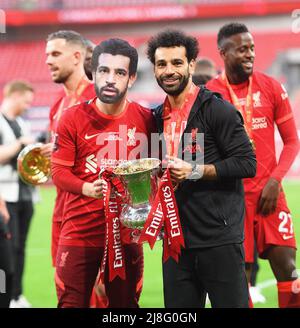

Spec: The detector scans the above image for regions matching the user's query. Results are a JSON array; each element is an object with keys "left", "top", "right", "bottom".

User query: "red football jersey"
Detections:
[
  {"left": 49, "top": 81, "right": 95, "bottom": 222},
  {"left": 207, "top": 71, "right": 295, "bottom": 193},
  {"left": 52, "top": 98, "right": 156, "bottom": 247}
]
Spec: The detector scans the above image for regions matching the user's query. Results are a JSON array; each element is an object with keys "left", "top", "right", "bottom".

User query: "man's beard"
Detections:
[
  {"left": 94, "top": 84, "right": 126, "bottom": 104},
  {"left": 232, "top": 63, "right": 253, "bottom": 83},
  {"left": 53, "top": 70, "right": 71, "bottom": 84},
  {"left": 156, "top": 72, "right": 190, "bottom": 96}
]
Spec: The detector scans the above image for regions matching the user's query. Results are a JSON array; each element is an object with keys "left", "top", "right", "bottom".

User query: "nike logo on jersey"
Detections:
[
  {"left": 282, "top": 234, "right": 293, "bottom": 240},
  {"left": 84, "top": 133, "right": 102, "bottom": 140}
]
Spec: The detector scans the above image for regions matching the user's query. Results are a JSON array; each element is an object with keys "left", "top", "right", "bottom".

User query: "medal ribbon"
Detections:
[
  {"left": 140, "top": 84, "right": 199, "bottom": 261},
  {"left": 139, "top": 168, "right": 185, "bottom": 262},
  {"left": 100, "top": 168, "right": 126, "bottom": 282},
  {"left": 163, "top": 83, "right": 199, "bottom": 157},
  {"left": 222, "top": 72, "right": 255, "bottom": 146}
]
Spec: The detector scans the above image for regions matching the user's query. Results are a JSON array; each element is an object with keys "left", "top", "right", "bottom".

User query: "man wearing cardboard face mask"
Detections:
[{"left": 51, "top": 38, "right": 156, "bottom": 307}]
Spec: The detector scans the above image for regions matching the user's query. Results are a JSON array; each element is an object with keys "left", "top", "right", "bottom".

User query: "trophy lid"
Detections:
[{"left": 113, "top": 158, "right": 160, "bottom": 176}]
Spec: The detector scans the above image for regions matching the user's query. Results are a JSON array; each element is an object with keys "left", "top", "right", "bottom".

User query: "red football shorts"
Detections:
[
  {"left": 244, "top": 190, "right": 296, "bottom": 263},
  {"left": 51, "top": 221, "right": 62, "bottom": 267},
  {"left": 55, "top": 243, "right": 144, "bottom": 308}
]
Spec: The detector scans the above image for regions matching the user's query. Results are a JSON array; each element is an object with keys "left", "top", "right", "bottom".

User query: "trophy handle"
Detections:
[
  {"left": 99, "top": 167, "right": 111, "bottom": 180},
  {"left": 98, "top": 168, "right": 130, "bottom": 202}
]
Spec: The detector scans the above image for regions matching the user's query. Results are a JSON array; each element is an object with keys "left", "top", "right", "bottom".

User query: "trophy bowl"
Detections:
[
  {"left": 17, "top": 142, "right": 51, "bottom": 185},
  {"left": 113, "top": 158, "right": 161, "bottom": 230}
]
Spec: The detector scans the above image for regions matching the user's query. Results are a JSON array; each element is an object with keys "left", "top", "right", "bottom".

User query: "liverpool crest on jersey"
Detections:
[
  {"left": 253, "top": 91, "right": 262, "bottom": 107},
  {"left": 127, "top": 127, "right": 136, "bottom": 146}
]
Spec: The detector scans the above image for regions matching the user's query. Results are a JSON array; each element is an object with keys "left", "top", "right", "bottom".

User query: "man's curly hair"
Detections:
[{"left": 147, "top": 29, "right": 199, "bottom": 64}]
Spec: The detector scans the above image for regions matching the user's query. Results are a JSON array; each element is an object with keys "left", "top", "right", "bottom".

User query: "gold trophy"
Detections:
[{"left": 17, "top": 143, "right": 51, "bottom": 185}]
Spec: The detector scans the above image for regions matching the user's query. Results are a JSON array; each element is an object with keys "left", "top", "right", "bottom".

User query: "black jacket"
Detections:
[{"left": 153, "top": 87, "right": 256, "bottom": 248}]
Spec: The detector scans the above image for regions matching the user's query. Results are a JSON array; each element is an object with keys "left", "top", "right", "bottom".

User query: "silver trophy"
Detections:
[{"left": 112, "top": 158, "right": 161, "bottom": 237}]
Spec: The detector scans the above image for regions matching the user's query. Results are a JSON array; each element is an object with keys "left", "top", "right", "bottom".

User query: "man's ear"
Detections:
[
  {"left": 219, "top": 47, "right": 227, "bottom": 61},
  {"left": 73, "top": 50, "right": 82, "bottom": 65},
  {"left": 219, "top": 41, "right": 230, "bottom": 61},
  {"left": 128, "top": 73, "right": 137, "bottom": 89},
  {"left": 189, "top": 59, "right": 196, "bottom": 75}
]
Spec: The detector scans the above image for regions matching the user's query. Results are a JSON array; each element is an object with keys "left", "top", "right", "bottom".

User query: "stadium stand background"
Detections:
[{"left": 0, "top": 0, "right": 300, "bottom": 178}]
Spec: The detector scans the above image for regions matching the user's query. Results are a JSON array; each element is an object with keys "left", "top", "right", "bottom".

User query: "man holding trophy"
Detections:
[
  {"left": 51, "top": 38, "right": 156, "bottom": 307},
  {"left": 147, "top": 29, "right": 257, "bottom": 308},
  {"left": 0, "top": 80, "right": 36, "bottom": 308}
]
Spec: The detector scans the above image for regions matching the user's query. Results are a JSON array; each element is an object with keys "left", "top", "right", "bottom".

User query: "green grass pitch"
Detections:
[{"left": 22, "top": 181, "right": 300, "bottom": 308}]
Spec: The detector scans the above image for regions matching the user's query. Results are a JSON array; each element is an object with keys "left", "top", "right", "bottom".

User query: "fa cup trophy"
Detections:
[{"left": 112, "top": 158, "right": 161, "bottom": 238}]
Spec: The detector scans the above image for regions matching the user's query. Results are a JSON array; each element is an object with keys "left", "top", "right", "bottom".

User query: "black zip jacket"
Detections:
[{"left": 153, "top": 87, "right": 256, "bottom": 248}]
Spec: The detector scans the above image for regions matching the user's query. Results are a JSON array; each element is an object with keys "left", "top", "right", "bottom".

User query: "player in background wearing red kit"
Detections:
[
  {"left": 207, "top": 22, "right": 300, "bottom": 307},
  {"left": 44, "top": 31, "right": 111, "bottom": 308},
  {"left": 83, "top": 38, "right": 96, "bottom": 82},
  {"left": 51, "top": 38, "right": 155, "bottom": 307},
  {"left": 43, "top": 30, "right": 95, "bottom": 268}
]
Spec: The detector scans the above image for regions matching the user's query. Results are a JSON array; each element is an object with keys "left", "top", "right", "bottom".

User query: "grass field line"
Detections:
[
  {"left": 257, "top": 269, "right": 300, "bottom": 290},
  {"left": 257, "top": 278, "right": 277, "bottom": 289}
]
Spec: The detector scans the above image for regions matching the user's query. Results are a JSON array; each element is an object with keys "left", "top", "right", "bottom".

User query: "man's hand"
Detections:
[
  {"left": 82, "top": 179, "right": 106, "bottom": 199},
  {"left": 0, "top": 197, "right": 10, "bottom": 224},
  {"left": 40, "top": 142, "right": 54, "bottom": 159},
  {"left": 257, "top": 177, "right": 281, "bottom": 216},
  {"left": 166, "top": 155, "right": 193, "bottom": 184}
]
